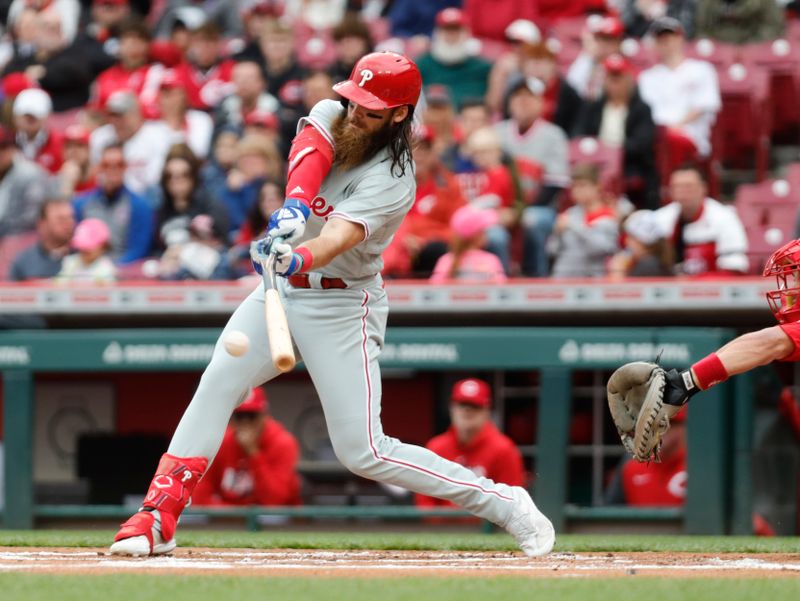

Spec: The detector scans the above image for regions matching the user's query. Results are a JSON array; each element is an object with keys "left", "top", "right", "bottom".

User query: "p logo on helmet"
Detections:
[{"left": 358, "top": 69, "right": 374, "bottom": 87}]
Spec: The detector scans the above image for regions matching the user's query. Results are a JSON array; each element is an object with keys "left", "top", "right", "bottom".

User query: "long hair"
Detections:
[{"left": 387, "top": 109, "right": 415, "bottom": 178}]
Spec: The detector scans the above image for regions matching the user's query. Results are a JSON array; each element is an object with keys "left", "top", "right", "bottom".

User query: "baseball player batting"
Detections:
[
  {"left": 110, "top": 52, "right": 555, "bottom": 558},
  {"left": 607, "top": 239, "right": 800, "bottom": 462}
]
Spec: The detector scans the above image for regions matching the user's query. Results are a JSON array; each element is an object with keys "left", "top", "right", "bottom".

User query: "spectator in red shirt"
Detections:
[
  {"left": 91, "top": 17, "right": 162, "bottom": 116},
  {"left": 382, "top": 125, "right": 464, "bottom": 277},
  {"left": 605, "top": 407, "right": 687, "bottom": 506},
  {"left": 172, "top": 21, "right": 236, "bottom": 111},
  {"left": 415, "top": 378, "right": 525, "bottom": 509},
  {"left": 192, "top": 387, "right": 302, "bottom": 507},
  {"left": 12, "top": 88, "right": 63, "bottom": 173}
]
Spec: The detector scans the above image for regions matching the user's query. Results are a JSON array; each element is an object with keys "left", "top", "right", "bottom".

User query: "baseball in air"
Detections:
[{"left": 223, "top": 330, "right": 250, "bottom": 357}]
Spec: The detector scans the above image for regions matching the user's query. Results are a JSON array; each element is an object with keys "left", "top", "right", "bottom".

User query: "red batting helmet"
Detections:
[
  {"left": 764, "top": 239, "right": 800, "bottom": 323},
  {"left": 332, "top": 51, "right": 422, "bottom": 110}
]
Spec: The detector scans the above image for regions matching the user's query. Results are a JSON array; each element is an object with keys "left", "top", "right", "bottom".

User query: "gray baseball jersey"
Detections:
[
  {"left": 295, "top": 100, "right": 416, "bottom": 283},
  {"left": 166, "top": 99, "right": 517, "bottom": 528}
]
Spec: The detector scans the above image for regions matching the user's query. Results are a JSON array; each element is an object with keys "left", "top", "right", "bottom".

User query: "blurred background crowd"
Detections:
[{"left": 1, "top": 0, "right": 800, "bottom": 284}]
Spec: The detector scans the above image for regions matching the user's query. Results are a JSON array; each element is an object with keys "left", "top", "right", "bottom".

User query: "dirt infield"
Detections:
[{"left": 1, "top": 547, "right": 799, "bottom": 578}]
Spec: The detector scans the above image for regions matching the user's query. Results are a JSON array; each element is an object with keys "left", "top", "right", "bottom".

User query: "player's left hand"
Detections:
[
  {"left": 273, "top": 241, "right": 305, "bottom": 276},
  {"left": 268, "top": 198, "right": 310, "bottom": 244}
]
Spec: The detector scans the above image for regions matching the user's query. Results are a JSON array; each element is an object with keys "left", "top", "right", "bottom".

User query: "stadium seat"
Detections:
[
  {"left": 685, "top": 39, "right": 740, "bottom": 69},
  {"left": 715, "top": 63, "right": 772, "bottom": 181},
  {"left": 741, "top": 39, "right": 800, "bottom": 141},
  {"left": 548, "top": 17, "right": 587, "bottom": 47},
  {"left": 568, "top": 137, "right": 623, "bottom": 193},
  {"left": 735, "top": 179, "right": 798, "bottom": 272}
]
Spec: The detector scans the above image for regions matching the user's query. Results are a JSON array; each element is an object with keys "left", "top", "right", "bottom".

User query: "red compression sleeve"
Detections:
[
  {"left": 285, "top": 125, "right": 334, "bottom": 205},
  {"left": 691, "top": 352, "right": 730, "bottom": 390}
]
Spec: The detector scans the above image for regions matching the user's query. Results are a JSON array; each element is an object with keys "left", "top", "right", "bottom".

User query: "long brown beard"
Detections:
[{"left": 331, "top": 112, "right": 398, "bottom": 171}]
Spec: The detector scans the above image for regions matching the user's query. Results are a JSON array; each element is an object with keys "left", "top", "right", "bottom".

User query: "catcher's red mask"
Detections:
[{"left": 764, "top": 239, "right": 800, "bottom": 324}]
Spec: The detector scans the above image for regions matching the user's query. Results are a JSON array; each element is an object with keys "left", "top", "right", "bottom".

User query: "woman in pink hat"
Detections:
[
  {"left": 56, "top": 217, "right": 117, "bottom": 283},
  {"left": 430, "top": 205, "right": 507, "bottom": 284}
]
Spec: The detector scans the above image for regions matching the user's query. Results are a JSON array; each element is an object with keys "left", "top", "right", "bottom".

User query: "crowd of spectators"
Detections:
[{"left": 2, "top": 0, "right": 798, "bottom": 284}]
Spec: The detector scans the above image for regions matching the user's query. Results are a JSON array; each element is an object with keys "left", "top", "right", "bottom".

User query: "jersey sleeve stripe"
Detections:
[{"left": 328, "top": 211, "right": 370, "bottom": 240}]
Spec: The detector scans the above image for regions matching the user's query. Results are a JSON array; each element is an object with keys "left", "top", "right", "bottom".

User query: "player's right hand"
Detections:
[{"left": 267, "top": 198, "right": 310, "bottom": 244}]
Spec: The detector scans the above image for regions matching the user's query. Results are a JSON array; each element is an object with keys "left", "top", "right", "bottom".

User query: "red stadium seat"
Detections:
[
  {"left": 685, "top": 39, "right": 740, "bottom": 69},
  {"left": 785, "top": 162, "right": 800, "bottom": 189},
  {"left": 568, "top": 137, "right": 623, "bottom": 193},
  {"left": 548, "top": 17, "right": 587, "bottom": 47},
  {"left": 741, "top": 39, "right": 800, "bottom": 141},
  {"left": 735, "top": 179, "right": 798, "bottom": 272},
  {"left": 715, "top": 63, "right": 771, "bottom": 181}
]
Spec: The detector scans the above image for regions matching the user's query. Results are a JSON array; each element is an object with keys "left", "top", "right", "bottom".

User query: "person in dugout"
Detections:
[
  {"left": 415, "top": 378, "right": 525, "bottom": 509},
  {"left": 191, "top": 387, "right": 301, "bottom": 506}
]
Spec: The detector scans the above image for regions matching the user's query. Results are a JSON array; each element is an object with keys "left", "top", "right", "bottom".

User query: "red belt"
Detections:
[{"left": 287, "top": 274, "right": 348, "bottom": 289}]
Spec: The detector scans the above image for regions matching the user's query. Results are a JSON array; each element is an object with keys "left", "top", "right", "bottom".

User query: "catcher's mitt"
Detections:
[{"left": 606, "top": 362, "right": 683, "bottom": 462}]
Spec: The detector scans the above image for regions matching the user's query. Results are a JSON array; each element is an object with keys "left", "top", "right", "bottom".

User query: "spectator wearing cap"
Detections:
[
  {"left": 608, "top": 209, "right": 675, "bottom": 279},
  {"left": 441, "top": 99, "right": 491, "bottom": 173},
  {"left": 12, "top": 88, "right": 63, "bottom": 173},
  {"left": 566, "top": 16, "right": 625, "bottom": 100},
  {"left": 55, "top": 216, "right": 117, "bottom": 283},
  {"left": 73, "top": 0, "right": 132, "bottom": 80},
  {"left": 415, "top": 378, "right": 524, "bottom": 509},
  {"left": 621, "top": 0, "right": 698, "bottom": 39},
  {"left": 421, "top": 84, "right": 458, "bottom": 160},
  {"left": 493, "top": 75, "right": 569, "bottom": 277},
  {"left": 574, "top": 54, "right": 659, "bottom": 208},
  {"left": 90, "top": 90, "right": 181, "bottom": 199},
  {"left": 192, "top": 387, "right": 302, "bottom": 507},
  {"left": 387, "top": 0, "right": 462, "bottom": 38},
  {"left": 172, "top": 21, "right": 237, "bottom": 111},
  {"left": 214, "top": 60, "right": 280, "bottom": 134},
  {"left": 155, "top": 143, "right": 229, "bottom": 252},
  {"left": 328, "top": 14, "right": 374, "bottom": 82},
  {"left": 73, "top": 143, "right": 154, "bottom": 264},
  {"left": 430, "top": 205, "right": 507, "bottom": 283},
  {"left": 239, "top": 1, "right": 283, "bottom": 46},
  {"left": 154, "top": 0, "right": 244, "bottom": 40},
  {"left": 0, "top": 124, "right": 51, "bottom": 239},
  {"left": 157, "top": 69, "right": 214, "bottom": 160},
  {"left": 605, "top": 407, "right": 688, "bottom": 506},
  {"left": 236, "top": 19, "right": 306, "bottom": 109},
  {"left": 91, "top": 17, "right": 162, "bottom": 116},
  {"left": 57, "top": 125, "right": 95, "bottom": 197},
  {"left": 549, "top": 163, "right": 619, "bottom": 278},
  {"left": 519, "top": 41, "right": 583, "bottom": 137},
  {"left": 696, "top": 0, "right": 784, "bottom": 44},
  {"left": 2, "top": 6, "right": 92, "bottom": 111},
  {"left": 8, "top": 197, "right": 75, "bottom": 281},
  {"left": 416, "top": 8, "right": 492, "bottom": 110},
  {"left": 383, "top": 126, "right": 464, "bottom": 277},
  {"left": 222, "top": 133, "right": 285, "bottom": 234},
  {"left": 485, "top": 19, "right": 542, "bottom": 114},
  {"left": 638, "top": 17, "right": 720, "bottom": 163}
]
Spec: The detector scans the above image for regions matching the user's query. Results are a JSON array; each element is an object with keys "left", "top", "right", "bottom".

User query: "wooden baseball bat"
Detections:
[{"left": 261, "top": 256, "right": 296, "bottom": 373}]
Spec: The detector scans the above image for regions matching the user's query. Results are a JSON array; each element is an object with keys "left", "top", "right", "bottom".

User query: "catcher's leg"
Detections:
[{"left": 111, "top": 287, "right": 286, "bottom": 555}]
